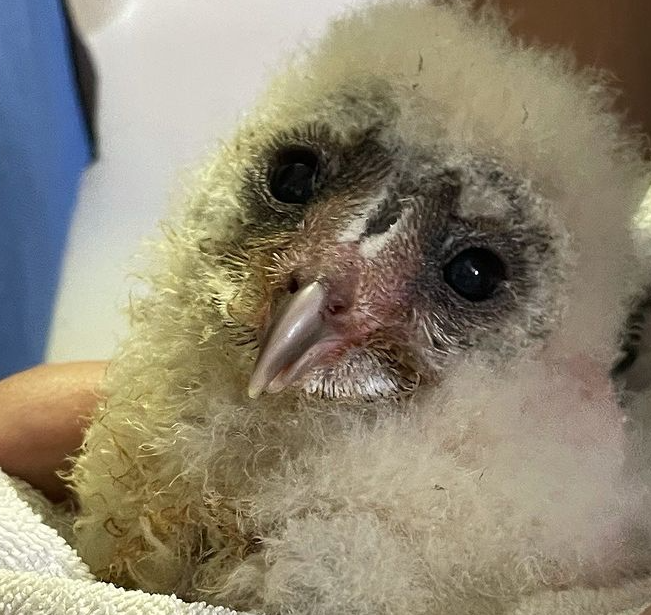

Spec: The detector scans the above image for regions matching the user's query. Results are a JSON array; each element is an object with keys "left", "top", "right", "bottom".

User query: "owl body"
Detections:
[{"left": 71, "top": 2, "right": 651, "bottom": 614}]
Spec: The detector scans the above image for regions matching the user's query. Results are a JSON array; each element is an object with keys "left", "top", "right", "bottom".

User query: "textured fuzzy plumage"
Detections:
[{"left": 70, "top": 2, "right": 651, "bottom": 614}]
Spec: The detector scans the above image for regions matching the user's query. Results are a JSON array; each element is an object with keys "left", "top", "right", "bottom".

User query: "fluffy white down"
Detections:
[{"left": 70, "top": 2, "right": 651, "bottom": 614}]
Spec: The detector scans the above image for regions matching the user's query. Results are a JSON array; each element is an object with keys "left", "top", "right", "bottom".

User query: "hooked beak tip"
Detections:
[{"left": 247, "top": 384, "right": 262, "bottom": 399}]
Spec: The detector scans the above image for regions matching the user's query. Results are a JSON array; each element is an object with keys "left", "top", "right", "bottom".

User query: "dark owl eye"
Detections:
[
  {"left": 443, "top": 247, "right": 507, "bottom": 302},
  {"left": 268, "top": 147, "right": 319, "bottom": 204}
]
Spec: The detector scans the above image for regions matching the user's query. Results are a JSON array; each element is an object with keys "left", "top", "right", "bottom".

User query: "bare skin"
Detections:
[{"left": 0, "top": 361, "right": 106, "bottom": 501}]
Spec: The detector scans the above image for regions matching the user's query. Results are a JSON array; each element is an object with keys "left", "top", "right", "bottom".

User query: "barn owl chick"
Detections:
[{"left": 71, "top": 2, "right": 651, "bottom": 614}]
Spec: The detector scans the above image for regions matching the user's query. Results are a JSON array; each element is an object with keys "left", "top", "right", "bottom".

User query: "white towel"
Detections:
[
  {"left": 0, "top": 468, "right": 649, "bottom": 615},
  {"left": 0, "top": 470, "right": 238, "bottom": 615}
]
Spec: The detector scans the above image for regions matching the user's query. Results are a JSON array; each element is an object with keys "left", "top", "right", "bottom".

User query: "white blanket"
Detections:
[
  {"left": 0, "top": 468, "right": 649, "bottom": 615},
  {"left": 0, "top": 470, "right": 237, "bottom": 615}
]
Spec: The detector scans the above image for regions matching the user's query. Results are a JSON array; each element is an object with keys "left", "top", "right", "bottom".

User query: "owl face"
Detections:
[{"left": 204, "top": 82, "right": 567, "bottom": 401}]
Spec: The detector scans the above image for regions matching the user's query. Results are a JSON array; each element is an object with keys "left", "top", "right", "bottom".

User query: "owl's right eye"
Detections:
[{"left": 268, "top": 147, "right": 319, "bottom": 205}]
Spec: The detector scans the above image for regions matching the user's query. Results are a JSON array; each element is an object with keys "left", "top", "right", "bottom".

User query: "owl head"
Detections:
[{"left": 156, "top": 1, "right": 649, "bottom": 402}]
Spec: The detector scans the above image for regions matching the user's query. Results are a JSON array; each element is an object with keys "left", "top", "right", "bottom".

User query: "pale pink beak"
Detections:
[{"left": 248, "top": 281, "right": 344, "bottom": 398}]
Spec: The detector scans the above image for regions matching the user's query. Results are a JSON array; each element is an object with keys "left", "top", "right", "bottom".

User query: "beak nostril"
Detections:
[
  {"left": 287, "top": 276, "right": 300, "bottom": 295},
  {"left": 283, "top": 275, "right": 351, "bottom": 315},
  {"left": 327, "top": 298, "right": 349, "bottom": 316}
]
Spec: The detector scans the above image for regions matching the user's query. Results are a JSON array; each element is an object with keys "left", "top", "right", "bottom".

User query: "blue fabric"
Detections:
[{"left": 0, "top": 0, "right": 92, "bottom": 378}]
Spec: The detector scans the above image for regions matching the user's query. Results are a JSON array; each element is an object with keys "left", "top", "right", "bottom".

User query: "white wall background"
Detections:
[{"left": 47, "top": 0, "right": 373, "bottom": 362}]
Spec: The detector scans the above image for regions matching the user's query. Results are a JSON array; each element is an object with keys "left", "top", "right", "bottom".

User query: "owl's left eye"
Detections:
[
  {"left": 269, "top": 147, "right": 319, "bottom": 205},
  {"left": 443, "top": 247, "right": 507, "bottom": 302}
]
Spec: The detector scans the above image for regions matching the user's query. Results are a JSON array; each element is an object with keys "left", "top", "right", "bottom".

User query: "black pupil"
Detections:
[
  {"left": 443, "top": 247, "right": 506, "bottom": 302},
  {"left": 269, "top": 148, "right": 318, "bottom": 204}
]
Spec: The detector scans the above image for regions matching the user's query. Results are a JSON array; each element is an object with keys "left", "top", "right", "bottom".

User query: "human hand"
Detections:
[{"left": 0, "top": 361, "right": 106, "bottom": 501}]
